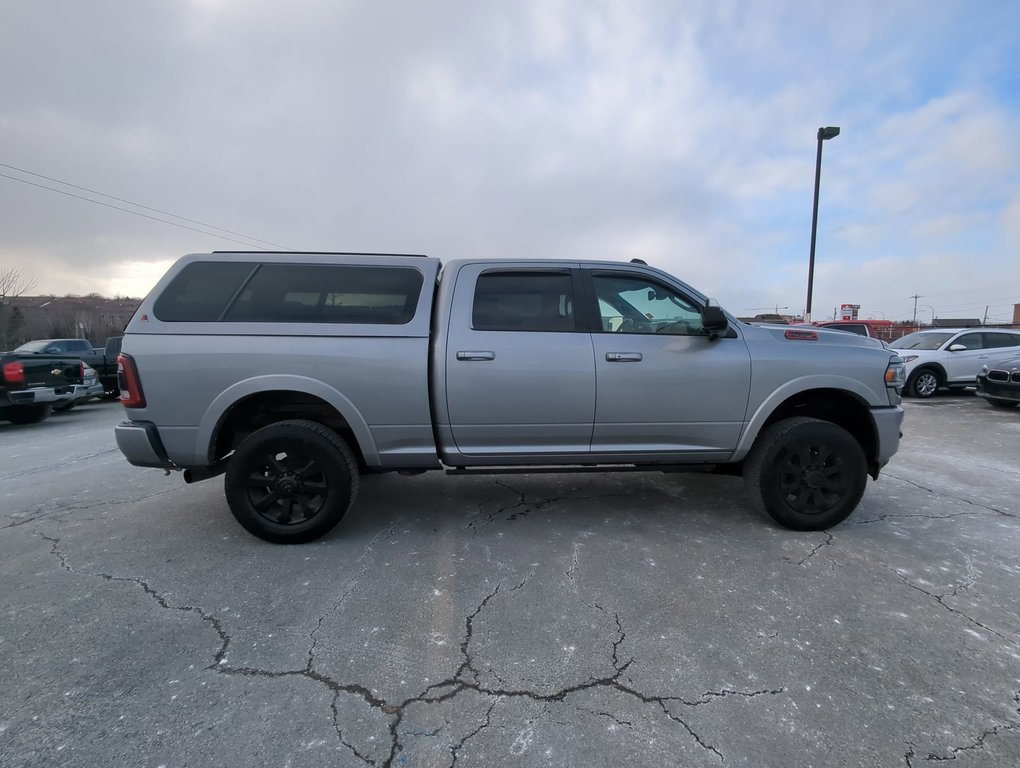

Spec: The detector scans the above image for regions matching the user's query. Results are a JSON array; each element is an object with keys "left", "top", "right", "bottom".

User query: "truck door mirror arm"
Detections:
[{"left": 702, "top": 300, "right": 729, "bottom": 340}]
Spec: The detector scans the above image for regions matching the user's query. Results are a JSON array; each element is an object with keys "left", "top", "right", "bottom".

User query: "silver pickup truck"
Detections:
[{"left": 115, "top": 252, "right": 905, "bottom": 543}]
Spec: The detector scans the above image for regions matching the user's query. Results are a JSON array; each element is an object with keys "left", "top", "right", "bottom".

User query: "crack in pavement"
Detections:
[
  {"left": 462, "top": 482, "right": 577, "bottom": 536},
  {"left": 449, "top": 698, "right": 499, "bottom": 768},
  {"left": 3, "top": 488, "right": 179, "bottom": 529},
  {"left": 40, "top": 537, "right": 786, "bottom": 767},
  {"left": 905, "top": 692, "right": 1020, "bottom": 763},
  {"left": 852, "top": 511, "right": 981, "bottom": 526},
  {"left": 884, "top": 474, "right": 1016, "bottom": 519},
  {"left": 658, "top": 701, "right": 725, "bottom": 761},
  {"left": 462, "top": 480, "right": 626, "bottom": 537},
  {"left": 796, "top": 533, "right": 835, "bottom": 567},
  {"left": 40, "top": 532, "right": 233, "bottom": 664},
  {"left": 796, "top": 537, "right": 1018, "bottom": 647},
  {"left": 0, "top": 446, "right": 121, "bottom": 482},
  {"left": 883, "top": 563, "right": 1014, "bottom": 645},
  {"left": 306, "top": 522, "right": 402, "bottom": 670},
  {"left": 836, "top": 546, "right": 1018, "bottom": 646}
]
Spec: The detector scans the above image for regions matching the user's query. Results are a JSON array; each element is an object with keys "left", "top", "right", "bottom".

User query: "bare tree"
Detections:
[
  {"left": 0, "top": 264, "right": 38, "bottom": 304},
  {"left": 1, "top": 263, "right": 39, "bottom": 349}
]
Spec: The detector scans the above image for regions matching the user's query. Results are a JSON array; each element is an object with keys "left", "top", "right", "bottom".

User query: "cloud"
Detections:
[{"left": 0, "top": 0, "right": 1016, "bottom": 325}]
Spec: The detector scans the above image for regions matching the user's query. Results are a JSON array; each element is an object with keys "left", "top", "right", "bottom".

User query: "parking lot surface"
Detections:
[{"left": 2, "top": 395, "right": 1019, "bottom": 767}]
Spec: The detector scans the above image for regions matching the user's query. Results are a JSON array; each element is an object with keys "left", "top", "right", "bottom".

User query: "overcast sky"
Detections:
[{"left": 2, "top": 0, "right": 1018, "bottom": 322}]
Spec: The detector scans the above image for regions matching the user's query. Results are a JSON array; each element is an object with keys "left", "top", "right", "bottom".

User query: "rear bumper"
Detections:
[
  {"left": 7, "top": 386, "right": 77, "bottom": 405},
  {"left": 870, "top": 405, "right": 905, "bottom": 473},
  {"left": 115, "top": 420, "right": 173, "bottom": 468}
]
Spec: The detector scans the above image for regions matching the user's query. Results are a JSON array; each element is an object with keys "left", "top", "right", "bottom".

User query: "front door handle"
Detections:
[
  {"left": 605, "top": 352, "right": 643, "bottom": 362},
  {"left": 456, "top": 351, "right": 496, "bottom": 361}
]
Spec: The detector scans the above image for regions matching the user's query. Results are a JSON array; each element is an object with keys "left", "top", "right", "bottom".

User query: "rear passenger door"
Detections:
[{"left": 444, "top": 265, "right": 596, "bottom": 456}]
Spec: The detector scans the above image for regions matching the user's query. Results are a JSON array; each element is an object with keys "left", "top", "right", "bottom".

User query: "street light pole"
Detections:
[{"left": 804, "top": 126, "right": 840, "bottom": 323}]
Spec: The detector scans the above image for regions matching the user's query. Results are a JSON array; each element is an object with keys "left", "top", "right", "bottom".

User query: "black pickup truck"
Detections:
[
  {"left": 11, "top": 337, "right": 122, "bottom": 397},
  {"left": 0, "top": 353, "right": 85, "bottom": 424}
]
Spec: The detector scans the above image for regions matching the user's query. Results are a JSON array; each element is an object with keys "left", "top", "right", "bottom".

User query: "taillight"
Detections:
[
  {"left": 3, "top": 361, "right": 26, "bottom": 388},
  {"left": 117, "top": 353, "right": 146, "bottom": 408}
]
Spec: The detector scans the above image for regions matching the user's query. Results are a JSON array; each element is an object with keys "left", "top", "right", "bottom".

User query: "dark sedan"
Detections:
[{"left": 976, "top": 354, "right": 1020, "bottom": 408}]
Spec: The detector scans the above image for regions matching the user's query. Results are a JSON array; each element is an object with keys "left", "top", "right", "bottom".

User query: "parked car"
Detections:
[
  {"left": 976, "top": 355, "right": 1020, "bottom": 408},
  {"left": 115, "top": 251, "right": 905, "bottom": 543},
  {"left": 12, "top": 336, "right": 122, "bottom": 397},
  {"left": 889, "top": 328, "right": 1020, "bottom": 398},
  {"left": 813, "top": 320, "right": 896, "bottom": 341},
  {"left": 53, "top": 363, "right": 105, "bottom": 412},
  {"left": 0, "top": 352, "right": 85, "bottom": 424}
]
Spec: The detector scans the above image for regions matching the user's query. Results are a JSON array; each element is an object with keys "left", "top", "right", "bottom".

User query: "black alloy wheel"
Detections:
[
  {"left": 744, "top": 417, "right": 867, "bottom": 531},
  {"left": 224, "top": 419, "right": 358, "bottom": 544}
]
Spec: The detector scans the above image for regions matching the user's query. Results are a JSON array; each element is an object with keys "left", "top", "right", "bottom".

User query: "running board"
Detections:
[{"left": 445, "top": 464, "right": 718, "bottom": 476}]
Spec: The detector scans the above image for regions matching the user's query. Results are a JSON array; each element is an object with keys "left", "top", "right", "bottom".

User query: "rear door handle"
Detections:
[
  {"left": 605, "top": 352, "right": 643, "bottom": 362},
  {"left": 456, "top": 351, "right": 496, "bottom": 361}
]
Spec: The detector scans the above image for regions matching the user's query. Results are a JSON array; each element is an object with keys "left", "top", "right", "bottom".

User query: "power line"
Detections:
[{"left": 0, "top": 162, "right": 293, "bottom": 250}]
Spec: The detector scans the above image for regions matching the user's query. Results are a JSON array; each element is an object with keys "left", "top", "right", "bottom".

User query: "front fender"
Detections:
[
  {"left": 730, "top": 375, "right": 882, "bottom": 462},
  {"left": 195, "top": 374, "right": 379, "bottom": 466}
]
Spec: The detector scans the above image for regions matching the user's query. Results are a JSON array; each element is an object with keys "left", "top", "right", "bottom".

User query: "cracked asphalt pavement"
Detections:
[{"left": 2, "top": 394, "right": 1019, "bottom": 767}]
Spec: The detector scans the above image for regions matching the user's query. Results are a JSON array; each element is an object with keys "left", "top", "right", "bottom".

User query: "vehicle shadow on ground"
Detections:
[{"left": 338, "top": 469, "right": 764, "bottom": 542}]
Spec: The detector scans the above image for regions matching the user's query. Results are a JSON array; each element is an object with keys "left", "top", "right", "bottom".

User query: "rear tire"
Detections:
[
  {"left": 54, "top": 401, "right": 77, "bottom": 413},
  {"left": 224, "top": 419, "right": 359, "bottom": 544},
  {"left": 6, "top": 404, "right": 53, "bottom": 425},
  {"left": 907, "top": 368, "right": 940, "bottom": 398},
  {"left": 743, "top": 417, "right": 868, "bottom": 531}
]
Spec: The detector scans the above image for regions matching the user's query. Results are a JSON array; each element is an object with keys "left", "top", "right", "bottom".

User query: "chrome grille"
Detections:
[
  {"left": 1013, "top": 371, "right": 1020, "bottom": 384},
  {"left": 988, "top": 370, "right": 1009, "bottom": 382}
]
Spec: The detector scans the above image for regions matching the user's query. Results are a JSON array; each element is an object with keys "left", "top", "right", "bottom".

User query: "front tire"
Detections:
[
  {"left": 224, "top": 419, "right": 359, "bottom": 544},
  {"left": 907, "top": 368, "right": 940, "bottom": 398},
  {"left": 744, "top": 417, "right": 868, "bottom": 531}
]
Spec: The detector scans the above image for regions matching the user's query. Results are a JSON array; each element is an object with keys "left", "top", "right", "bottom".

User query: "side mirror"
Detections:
[
  {"left": 948, "top": 344, "right": 967, "bottom": 352},
  {"left": 702, "top": 300, "right": 728, "bottom": 334}
]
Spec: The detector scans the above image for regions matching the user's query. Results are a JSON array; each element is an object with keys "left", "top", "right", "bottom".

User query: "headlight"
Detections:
[
  {"left": 885, "top": 357, "right": 906, "bottom": 389},
  {"left": 899, "top": 354, "right": 919, "bottom": 363}
]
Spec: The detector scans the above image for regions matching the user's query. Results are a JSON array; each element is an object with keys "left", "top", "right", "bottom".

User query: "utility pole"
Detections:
[
  {"left": 910, "top": 294, "right": 921, "bottom": 324},
  {"left": 983, "top": 305, "right": 989, "bottom": 326}
]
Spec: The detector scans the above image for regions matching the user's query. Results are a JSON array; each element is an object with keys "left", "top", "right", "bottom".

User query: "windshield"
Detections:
[
  {"left": 891, "top": 332, "right": 953, "bottom": 350},
  {"left": 13, "top": 341, "right": 50, "bottom": 353}
]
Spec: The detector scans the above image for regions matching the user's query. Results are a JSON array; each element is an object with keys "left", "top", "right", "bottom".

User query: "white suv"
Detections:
[{"left": 891, "top": 328, "right": 1020, "bottom": 398}]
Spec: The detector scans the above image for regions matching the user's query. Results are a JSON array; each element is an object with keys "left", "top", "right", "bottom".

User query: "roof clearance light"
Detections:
[{"left": 785, "top": 329, "right": 818, "bottom": 341}]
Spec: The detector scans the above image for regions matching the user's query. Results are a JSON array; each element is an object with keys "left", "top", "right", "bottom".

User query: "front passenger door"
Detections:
[
  {"left": 586, "top": 270, "right": 751, "bottom": 458},
  {"left": 942, "top": 332, "right": 990, "bottom": 383}
]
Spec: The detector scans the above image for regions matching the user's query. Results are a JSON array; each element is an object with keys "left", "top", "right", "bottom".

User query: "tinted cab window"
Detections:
[{"left": 472, "top": 271, "right": 576, "bottom": 332}]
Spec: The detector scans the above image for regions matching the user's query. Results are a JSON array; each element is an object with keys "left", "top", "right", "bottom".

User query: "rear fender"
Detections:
[{"left": 196, "top": 374, "right": 379, "bottom": 466}]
